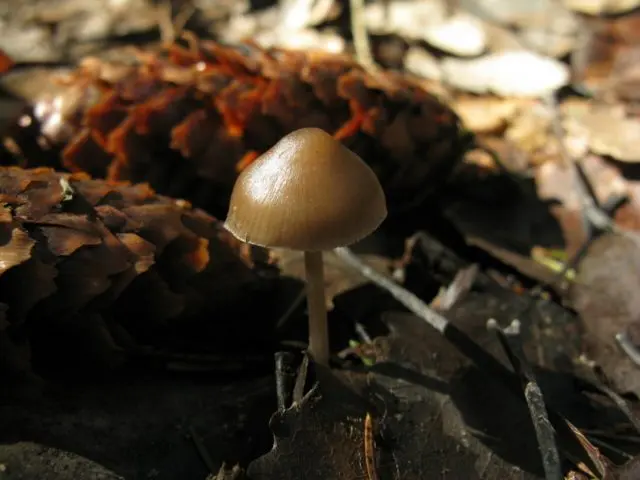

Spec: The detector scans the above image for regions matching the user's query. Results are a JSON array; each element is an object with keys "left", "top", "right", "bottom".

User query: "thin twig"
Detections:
[
  {"left": 333, "top": 247, "right": 448, "bottom": 333},
  {"left": 355, "top": 322, "right": 373, "bottom": 344},
  {"left": 587, "top": 365, "right": 640, "bottom": 435},
  {"left": 487, "top": 319, "right": 562, "bottom": 480},
  {"left": 431, "top": 264, "right": 479, "bottom": 311},
  {"left": 157, "top": 0, "right": 196, "bottom": 46},
  {"left": 616, "top": 331, "right": 640, "bottom": 368},
  {"left": 587, "top": 435, "right": 634, "bottom": 461},
  {"left": 275, "top": 351, "right": 298, "bottom": 411},
  {"left": 189, "top": 425, "right": 216, "bottom": 474},
  {"left": 292, "top": 353, "right": 310, "bottom": 405},
  {"left": 349, "top": 0, "right": 379, "bottom": 73},
  {"left": 276, "top": 286, "right": 306, "bottom": 331}
]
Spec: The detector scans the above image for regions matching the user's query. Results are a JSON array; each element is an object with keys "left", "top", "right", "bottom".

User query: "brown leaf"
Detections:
[
  {"left": 572, "top": 11, "right": 640, "bottom": 102},
  {"left": 453, "top": 96, "right": 525, "bottom": 135},
  {"left": 569, "top": 233, "right": 640, "bottom": 396},
  {"left": 562, "top": 102, "right": 640, "bottom": 163}
]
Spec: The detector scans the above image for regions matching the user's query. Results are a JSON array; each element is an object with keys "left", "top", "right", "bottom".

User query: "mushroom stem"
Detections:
[{"left": 304, "top": 250, "right": 330, "bottom": 365}]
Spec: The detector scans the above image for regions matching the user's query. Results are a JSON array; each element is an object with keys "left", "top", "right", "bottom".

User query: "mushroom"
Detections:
[{"left": 224, "top": 127, "right": 387, "bottom": 365}]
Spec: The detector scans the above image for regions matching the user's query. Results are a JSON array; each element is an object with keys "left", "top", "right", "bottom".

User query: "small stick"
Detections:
[
  {"left": 355, "top": 322, "right": 373, "bottom": 344},
  {"left": 431, "top": 264, "right": 478, "bottom": 311},
  {"left": 334, "top": 247, "right": 448, "bottom": 333},
  {"left": 487, "top": 319, "right": 562, "bottom": 480},
  {"left": 364, "top": 412, "right": 379, "bottom": 480},
  {"left": 586, "top": 364, "right": 640, "bottom": 435},
  {"left": 189, "top": 425, "right": 216, "bottom": 474},
  {"left": 349, "top": 0, "right": 379, "bottom": 73},
  {"left": 275, "top": 351, "right": 298, "bottom": 411},
  {"left": 615, "top": 331, "right": 640, "bottom": 368},
  {"left": 292, "top": 353, "right": 310, "bottom": 405},
  {"left": 276, "top": 286, "right": 306, "bottom": 331}
]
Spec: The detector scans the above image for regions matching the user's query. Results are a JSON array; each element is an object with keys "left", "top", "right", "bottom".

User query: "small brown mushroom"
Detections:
[{"left": 224, "top": 127, "right": 387, "bottom": 365}]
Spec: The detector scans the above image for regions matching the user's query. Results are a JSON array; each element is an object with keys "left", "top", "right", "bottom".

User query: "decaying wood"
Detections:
[
  {"left": 1, "top": 37, "right": 467, "bottom": 219},
  {"left": 0, "top": 166, "right": 265, "bottom": 383}
]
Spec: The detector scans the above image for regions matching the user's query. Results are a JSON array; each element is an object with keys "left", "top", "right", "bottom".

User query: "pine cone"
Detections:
[
  {"left": 1, "top": 38, "right": 469, "bottom": 220},
  {"left": 0, "top": 166, "right": 271, "bottom": 384}
]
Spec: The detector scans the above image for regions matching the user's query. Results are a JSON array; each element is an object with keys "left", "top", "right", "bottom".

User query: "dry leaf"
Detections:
[
  {"left": 535, "top": 154, "right": 629, "bottom": 254},
  {"left": 465, "top": 0, "right": 571, "bottom": 27},
  {"left": 364, "top": 0, "right": 445, "bottom": 39},
  {"left": 441, "top": 51, "right": 569, "bottom": 97},
  {"left": 279, "top": 0, "right": 342, "bottom": 29},
  {"left": 572, "top": 12, "right": 640, "bottom": 102},
  {"left": 403, "top": 46, "right": 442, "bottom": 81},
  {"left": 562, "top": 0, "right": 640, "bottom": 14},
  {"left": 504, "top": 102, "right": 560, "bottom": 165},
  {"left": 562, "top": 102, "right": 640, "bottom": 163},
  {"left": 257, "top": 28, "right": 345, "bottom": 52},
  {"left": 423, "top": 13, "right": 486, "bottom": 56},
  {"left": 453, "top": 96, "right": 523, "bottom": 134}
]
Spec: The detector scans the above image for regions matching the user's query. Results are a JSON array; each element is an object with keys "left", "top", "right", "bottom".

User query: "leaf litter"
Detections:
[{"left": 2, "top": 0, "right": 640, "bottom": 479}]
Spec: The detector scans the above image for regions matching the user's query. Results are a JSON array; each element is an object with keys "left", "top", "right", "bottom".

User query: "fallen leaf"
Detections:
[
  {"left": 505, "top": 101, "right": 562, "bottom": 166},
  {"left": 569, "top": 232, "right": 640, "bottom": 397},
  {"left": 453, "top": 96, "right": 524, "bottom": 134},
  {"left": 562, "top": 0, "right": 640, "bottom": 15},
  {"left": 279, "top": 0, "right": 342, "bottom": 29},
  {"left": 562, "top": 102, "right": 640, "bottom": 163},
  {"left": 464, "top": 0, "right": 573, "bottom": 28},
  {"left": 403, "top": 46, "right": 442, "bottom": 82},
  {"left": 423, "top": 13, "right": 487, "bottom": 56},
  {"left": 441, "top": 51, "right": 570, "bottom": 97},
  {"left": 0, "top": 442, "right": 123, "bottom": 480},
  {"left": 534, "top": 154, "right": 629, "bottom": 255},
  {"left": 364, "top": 0, "right": 446, "bottom": 39},
  {"left": 519, "top": 22, "right": 578, "bottom": 58},
  {"left": 572, "top": 11, "right": 640, "bottom": 102},
  {"left": 254, "top": 28, "right": 345, "bottom": 53}
]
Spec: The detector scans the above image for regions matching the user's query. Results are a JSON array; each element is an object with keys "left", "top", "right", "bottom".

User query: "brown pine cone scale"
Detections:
[{"left": 0, "top": 166, "right": 271, "bottom": 384}]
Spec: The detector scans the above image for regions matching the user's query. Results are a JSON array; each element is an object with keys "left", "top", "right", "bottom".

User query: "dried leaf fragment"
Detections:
[
  {"left": 442, "top": 51, "right": 569, "bottom": 97},
  {"left": 562, "top": 102, "right": 640, "bottom": 163}
]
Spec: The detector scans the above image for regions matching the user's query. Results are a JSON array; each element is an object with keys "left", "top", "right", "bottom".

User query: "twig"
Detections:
[
  {"left": 616, "top": 331, "right": 640, "bottom": 368},
  {"left": 292, "top": 352, "right": 310, "bottom": 405},
  {"left": 586, "top": 435, "right": 634, "bottom": 461},
  {"left": 431, "top": 264, "right": 479, "bottom": 311},
  {"left": 334, "top": 247, "right": 448, "bottom": 333},
  {"left": 355, "top": 322, "right": 373, "bottom": 344},
  {"left": 157, "top": 0, "right": 196, "bottom": 46},
  {"left": 189, "top": 425, "right": 216, "bottom": 474},
  {"left": 275, "top": 351, "right": 298, "bottom": 411},
  {"left": 586, "top": 364, "right": 640, "bottom": 435},
  {"left": 364, "top": 412, "right": 379, "bottom": 480},
  {"left": 349, "top": 0, "right": 379, "bottom": 73},
  {"left": 487, "top": 319, "right": 562, "bottom": 480},
  {"left": 276, "top": 286, "right": 306, "bottom": 331}
]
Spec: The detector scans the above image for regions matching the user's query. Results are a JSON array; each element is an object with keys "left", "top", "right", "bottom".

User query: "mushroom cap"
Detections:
[{"left": 224, "top": 127, "right": 387, "bottom": 251}]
